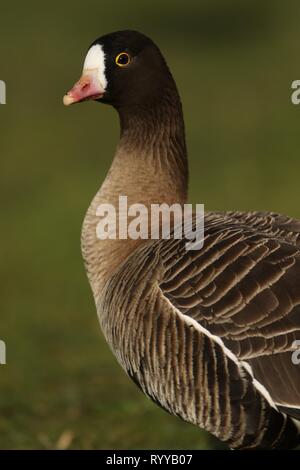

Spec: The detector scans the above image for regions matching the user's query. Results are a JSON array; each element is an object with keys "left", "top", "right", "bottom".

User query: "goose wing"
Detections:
[
  {"left": 159, "top": 212, "right": 300, "bottom": 416},
  {"left": 211, "top": 210, "right": 300, "bottom": 247},
  {"left": 99, "top": 211, "right": 300, "bottom": 449}
]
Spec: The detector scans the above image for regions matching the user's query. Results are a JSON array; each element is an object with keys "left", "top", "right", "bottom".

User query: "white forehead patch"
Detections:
[{"left": 83, "top": 44, "right": 107, "bottom": 90}]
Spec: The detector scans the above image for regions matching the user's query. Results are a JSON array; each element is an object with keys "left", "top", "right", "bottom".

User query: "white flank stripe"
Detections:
[{"left": 165, "top": 296, "right": 277, "bottom": 410}]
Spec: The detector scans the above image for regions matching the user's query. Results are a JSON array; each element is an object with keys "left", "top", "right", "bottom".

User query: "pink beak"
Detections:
[{"left": 63, "top": 70, "right": 105, "bottom": 106}]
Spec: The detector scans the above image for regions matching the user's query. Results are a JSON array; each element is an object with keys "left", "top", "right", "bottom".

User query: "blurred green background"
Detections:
[{"left": 1, "top": 0, "right": 300, "bottom": 450}]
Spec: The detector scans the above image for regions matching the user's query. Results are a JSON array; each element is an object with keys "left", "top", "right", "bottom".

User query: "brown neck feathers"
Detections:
[
  {"left": 118, "top": 78, "right": 188, "bottom": 198},
  {"left": 82, "top": 80, "right": 188, "bottom": 302}
]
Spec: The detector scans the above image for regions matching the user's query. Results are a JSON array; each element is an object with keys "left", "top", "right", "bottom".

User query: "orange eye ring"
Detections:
[{"left": 115, "top": 52, "right": 131, "bottom": 67}]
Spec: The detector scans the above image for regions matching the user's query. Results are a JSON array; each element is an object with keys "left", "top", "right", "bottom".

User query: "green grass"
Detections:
[{"left": 1, "top": 0, "right": 300, "bottom": 449}]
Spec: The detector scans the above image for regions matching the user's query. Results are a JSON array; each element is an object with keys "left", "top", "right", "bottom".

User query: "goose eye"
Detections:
[{"left": 115, "top": 52, "right": 131, "bottom": 67}]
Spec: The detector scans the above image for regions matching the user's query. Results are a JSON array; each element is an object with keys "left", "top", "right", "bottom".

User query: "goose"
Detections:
[{"left": 63, "top": 30, "right": 300, "bottom": 449}]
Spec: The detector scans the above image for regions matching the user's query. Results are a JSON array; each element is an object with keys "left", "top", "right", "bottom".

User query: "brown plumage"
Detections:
[{"left": 64, "top": 30, "right": 300, "bottom": 449}]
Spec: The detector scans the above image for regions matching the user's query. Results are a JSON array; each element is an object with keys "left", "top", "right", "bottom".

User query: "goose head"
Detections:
[{"left": 63, "top": 30, "right": 174, "bottom": 110}]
